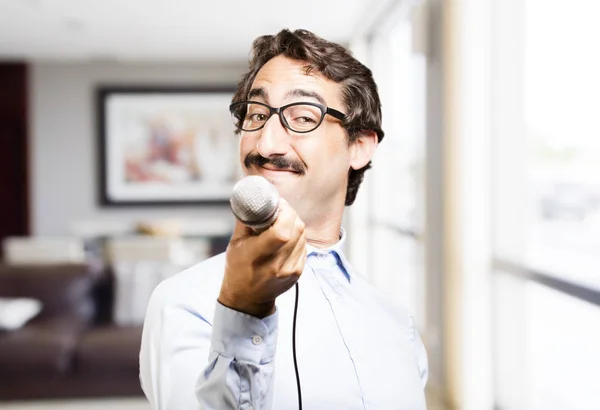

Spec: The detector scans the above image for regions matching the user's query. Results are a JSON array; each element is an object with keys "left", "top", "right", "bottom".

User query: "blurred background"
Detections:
[{"left": 0, "top": 0, "right": 599, "bottom": 409}]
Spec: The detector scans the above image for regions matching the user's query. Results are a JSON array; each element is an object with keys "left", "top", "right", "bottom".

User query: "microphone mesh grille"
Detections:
[{"left": 230, "top": 176, "right": 279, "bottom": 226}]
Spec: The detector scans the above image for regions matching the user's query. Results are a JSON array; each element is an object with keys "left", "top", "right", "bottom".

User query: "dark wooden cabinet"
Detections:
[{"left": 0, "top": 63, "right": 30, "bottom": 256}]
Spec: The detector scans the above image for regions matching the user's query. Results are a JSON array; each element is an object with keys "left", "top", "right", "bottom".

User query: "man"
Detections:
[{"left": 140, "top": 29, "right": 428, "bottom": 409}]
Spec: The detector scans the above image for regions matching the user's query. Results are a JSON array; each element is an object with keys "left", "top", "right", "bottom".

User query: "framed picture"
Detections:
[{"left": 97, "top": 86, "right": 241, "bottom": 206}]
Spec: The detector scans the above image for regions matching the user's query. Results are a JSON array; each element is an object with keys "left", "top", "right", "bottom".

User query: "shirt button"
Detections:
[
  {"left": 252, "top": 335, "right": 263, "bottom": 345},
  {"left": 317, "top": 253, "right": 326, "bottom": 260}
]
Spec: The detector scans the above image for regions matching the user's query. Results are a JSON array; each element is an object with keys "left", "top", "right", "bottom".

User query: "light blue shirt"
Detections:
[{"left": 139, "top": 229, "right": 428, "bottom": 409}]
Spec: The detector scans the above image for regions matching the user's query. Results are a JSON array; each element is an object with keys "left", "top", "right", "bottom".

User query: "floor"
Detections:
[
  {"left": 0, "top": 394, "right": 449, "bottom": 409},
  {"left": 0, "top": 398, "right": 150, "bottom": 410}
]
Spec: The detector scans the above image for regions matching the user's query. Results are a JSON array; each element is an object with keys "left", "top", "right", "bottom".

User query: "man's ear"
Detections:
[{"left": 349, "top": 130, "right": 378, "bottom": 170}]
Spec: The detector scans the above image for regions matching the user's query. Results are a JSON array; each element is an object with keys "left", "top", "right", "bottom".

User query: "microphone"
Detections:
[{"left": 230, "top": 175, "right": 280, "bottom": 234}]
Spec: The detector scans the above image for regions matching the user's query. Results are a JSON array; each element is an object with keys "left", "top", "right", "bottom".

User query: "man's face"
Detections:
[{"left": 238, "top": 55, "right": 353, "bottom": 225}]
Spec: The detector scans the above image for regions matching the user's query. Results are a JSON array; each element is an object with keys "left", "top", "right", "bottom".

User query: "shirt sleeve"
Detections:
[
  {"left": 196, "top": 302, "right": 278, "bottom": 409},
  {"left": 139, "top": 283, "right": 279, "bottom": 410}
]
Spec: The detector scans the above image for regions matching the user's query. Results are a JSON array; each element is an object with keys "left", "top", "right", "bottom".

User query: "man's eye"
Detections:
[
  {"left": 291, "top": 116, "right": 317, "bottom": 124},
  {"left": 247, "top": 113, "right": 267, "bottom": 122},
  {"left": 297, "top": 116, "right": 316, "bottom": 123}
]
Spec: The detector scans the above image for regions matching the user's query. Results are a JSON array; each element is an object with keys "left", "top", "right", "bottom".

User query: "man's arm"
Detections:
[
  {"left": 139, "top": 285, "right": 279, "bottom": 410},
  {"left": 140, "top": 198, "right": 305, "bottom": 409},
  {"left": 196, "top": 302, "right": 278, "bottom": 409}
]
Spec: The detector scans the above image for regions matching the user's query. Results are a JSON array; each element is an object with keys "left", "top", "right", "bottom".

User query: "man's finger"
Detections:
[
  {"left": 253, "top": 198, "right": 300, "bottom": 255},
  {"left": 277, "top": 229, "right": 307, "bottom": 279},
  {"left": 229, "top": 218, "right": 256, "bottom": 243}
]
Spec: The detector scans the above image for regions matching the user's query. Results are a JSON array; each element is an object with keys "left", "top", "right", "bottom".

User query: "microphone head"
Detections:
[{"left": 230, "top": 175, "right": 280, "bottom": 230}]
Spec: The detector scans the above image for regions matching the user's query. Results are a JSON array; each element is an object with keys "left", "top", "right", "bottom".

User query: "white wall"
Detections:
[{"left": 30, "top": 61, "right": 246, "bottom": 236}]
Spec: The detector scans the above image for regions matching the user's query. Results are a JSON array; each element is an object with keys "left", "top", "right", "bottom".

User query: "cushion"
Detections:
[
  {"left": 0, "top": 297, "right": 42, "bottom": 331},
  {"left": 0, "top": 318, "right": 81, "bottom": 377},
  {"left": 112, "top": 260, "right": 183, "bottom": 325},
  {"left": 0, "top": 264, "right": 97, "bottom": 323}
]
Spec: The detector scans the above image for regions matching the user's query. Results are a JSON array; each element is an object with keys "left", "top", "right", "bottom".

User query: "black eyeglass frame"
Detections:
[{"left": 229, "top": 101, "right": 346, "bottom": 133}]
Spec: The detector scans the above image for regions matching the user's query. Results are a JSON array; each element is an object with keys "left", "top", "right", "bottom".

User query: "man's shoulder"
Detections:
[{"left": 147, "top": 252, "right": 226, "bottom": 318}]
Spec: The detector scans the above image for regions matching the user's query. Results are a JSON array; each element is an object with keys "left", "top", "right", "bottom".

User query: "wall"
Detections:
[{"left": 30, "top": 61, "right": 246, "bottom": 236}]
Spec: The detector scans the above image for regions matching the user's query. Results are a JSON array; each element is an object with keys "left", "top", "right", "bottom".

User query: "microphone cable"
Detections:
[{"left": 292, "top": 282, "right": 302, "bottom": 410}]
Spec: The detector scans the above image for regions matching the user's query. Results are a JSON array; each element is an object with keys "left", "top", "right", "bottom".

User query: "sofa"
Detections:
[{"left": 0, "top": 262, "right": 144, "bottom": 401}]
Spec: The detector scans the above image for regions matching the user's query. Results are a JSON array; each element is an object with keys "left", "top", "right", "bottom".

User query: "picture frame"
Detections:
[{"left": 97, "top": 86, "right": 240, "bottom": 206}]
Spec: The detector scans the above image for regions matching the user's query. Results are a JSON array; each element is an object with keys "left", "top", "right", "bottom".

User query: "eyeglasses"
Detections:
[{"left": 229, "top": 101, "right": 346, "bottom": 134}]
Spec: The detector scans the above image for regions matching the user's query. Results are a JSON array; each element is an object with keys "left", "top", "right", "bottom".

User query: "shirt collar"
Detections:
[{"left": 306, "top": 227, "right": 354, "bottom": 282}]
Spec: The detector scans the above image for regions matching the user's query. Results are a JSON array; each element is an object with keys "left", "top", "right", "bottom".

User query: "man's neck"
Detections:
[{"left": 305, "top": 213, "right": 343, "bottom": 249}]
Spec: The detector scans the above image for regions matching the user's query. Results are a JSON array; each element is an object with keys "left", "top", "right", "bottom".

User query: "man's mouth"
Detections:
[
  {"left": 257, "top": 164, "right": 300, "bottom": 174},
  {"left": 259, "top": 164, "right": 299, "bottom": 173}
]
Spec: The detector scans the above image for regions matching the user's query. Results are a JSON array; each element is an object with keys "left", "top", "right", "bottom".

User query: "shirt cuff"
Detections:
[{"left": 211, "top": 301, "right": 278, "bottom": 365}]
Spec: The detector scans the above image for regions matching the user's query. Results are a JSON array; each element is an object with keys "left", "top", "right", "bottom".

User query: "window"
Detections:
[
  {"left": 492, "top": 1, "right": 600, "bottom": 409},
  {"left": 368, "top": 16, "right": 427, "bottom": 326},
  {"left": 524, "top": 0, "right": 600, "bottom": 288}
]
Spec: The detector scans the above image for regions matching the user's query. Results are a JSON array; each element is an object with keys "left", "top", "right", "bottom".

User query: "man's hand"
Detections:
[{"left": 218, "top": 198, "right": 307, "bottom": 318}]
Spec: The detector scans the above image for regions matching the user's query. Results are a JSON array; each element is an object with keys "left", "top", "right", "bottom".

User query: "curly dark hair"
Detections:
[{"left": 232, "top": 29, "right": 384, "bottom": 206}]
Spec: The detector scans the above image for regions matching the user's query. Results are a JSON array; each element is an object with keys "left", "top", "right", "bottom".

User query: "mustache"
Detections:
[{"left": 244, "top": 153, "right": 306, "bottom": 175}]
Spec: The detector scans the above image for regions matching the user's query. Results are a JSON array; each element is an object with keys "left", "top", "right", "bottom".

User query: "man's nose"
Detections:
[{"left": 256, "top": 114, "right": 290, "bottom": 157}]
